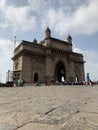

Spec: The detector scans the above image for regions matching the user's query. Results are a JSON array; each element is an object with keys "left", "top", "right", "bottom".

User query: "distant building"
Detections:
[{"left": 12, "top": 27, "right": 85, "bottom": 83}]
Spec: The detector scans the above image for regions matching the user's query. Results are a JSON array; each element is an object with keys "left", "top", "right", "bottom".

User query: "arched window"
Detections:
[{"left": 75, "top": 66, "right": 80, "bottom": 81}]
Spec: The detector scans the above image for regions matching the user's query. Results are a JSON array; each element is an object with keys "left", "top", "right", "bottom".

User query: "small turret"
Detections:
[
  {"left": 67, "top": 34, "right": 72, "bottom": 45},
  {"left": 45, "top": 27, "right": 51, "bottom": 38},
  {"left": 33, "top": 38, "right": 37, "bottom": 44}
]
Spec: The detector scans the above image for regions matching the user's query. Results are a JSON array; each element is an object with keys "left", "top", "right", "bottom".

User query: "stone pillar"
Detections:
[
  {"left": 45, "top": 50, "right": 52, "bottom": 80},
  {"left": 69, "top": 61, "right": 75, "bottom": 82},
  {"left": 80, "top": 63, "right": 85, "bottom": 81},
  {"left": 22, "top": 55, "right": 32, "bottom": 83},
  {"left": 69, "top": 55, "right": 75, "bottom": 82}
]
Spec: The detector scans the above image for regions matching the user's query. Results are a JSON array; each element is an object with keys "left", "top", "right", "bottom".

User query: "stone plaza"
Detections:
[{"left": 0, "top": 85, "right": 98, "bottom": 130}]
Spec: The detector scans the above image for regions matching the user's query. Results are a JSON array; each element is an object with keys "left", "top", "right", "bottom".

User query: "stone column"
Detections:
[
  {"left": 22, "top": 55, "right": 32, "bottom": 83},
  {"left": 45, "top": 50, "right": 52, "bottom": 80},
  {"left": 69, "top": 55, "right": 75, "bottom": 82},
  {"left": 80, "top": 63, "right": 85, "bottom": 81}
]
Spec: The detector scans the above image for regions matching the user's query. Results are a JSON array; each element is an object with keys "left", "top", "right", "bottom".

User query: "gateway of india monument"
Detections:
[{"left": 12, "top": 27, "right": 85, "bottom": 84}]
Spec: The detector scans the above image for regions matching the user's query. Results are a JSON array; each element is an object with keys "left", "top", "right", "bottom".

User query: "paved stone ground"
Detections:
[{"left": 0, "top": 85, "right": 98, "bottom": 130}]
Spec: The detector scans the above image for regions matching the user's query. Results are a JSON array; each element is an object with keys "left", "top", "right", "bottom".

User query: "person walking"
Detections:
[{"left": 86, "top": 73, "right": 93, "bottom": 87}]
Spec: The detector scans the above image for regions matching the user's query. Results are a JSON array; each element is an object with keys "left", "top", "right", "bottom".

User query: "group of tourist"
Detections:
[
  {"left": 14, "top": 73, "right": 93, "bottom": 87},
  {"left": 14, "top": 78, "right": 25, "bottom": 87}
]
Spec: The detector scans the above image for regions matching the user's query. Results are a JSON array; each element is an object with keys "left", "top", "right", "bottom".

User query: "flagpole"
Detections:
[
  {"left": 13, "top": 36, "right": 16, "bottom": 86},
  {"left": 14, "top": 36, "right": 16, "bottom": 50}
]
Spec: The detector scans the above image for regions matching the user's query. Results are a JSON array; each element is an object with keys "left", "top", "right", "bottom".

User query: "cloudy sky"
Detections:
[{"left": 0, "top": 0, "right": 98, "bottom": 82}]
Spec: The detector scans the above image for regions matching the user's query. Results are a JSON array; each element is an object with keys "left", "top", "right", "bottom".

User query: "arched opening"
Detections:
[
  {"left": 75, "top": 75, "right": 79, "bottom": 83},
  {"left": 34, "top": 72, "right": 39, "bottom": 83},
  {"left": 75, "top": 66, "right": 80, "bottom": 81},
  {"left": 55, "top": 61, "right": 66, "bottom": 82}
]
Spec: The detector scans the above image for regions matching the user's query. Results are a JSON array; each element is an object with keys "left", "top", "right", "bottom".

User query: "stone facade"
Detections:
[{"left": 12, "top": 27, "right": 85, "bottom": 83}]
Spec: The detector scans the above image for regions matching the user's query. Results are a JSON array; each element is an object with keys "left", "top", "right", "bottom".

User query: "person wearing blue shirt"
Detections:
[{"left": 86, "top": 73, "right": 93, "bottom": 87}]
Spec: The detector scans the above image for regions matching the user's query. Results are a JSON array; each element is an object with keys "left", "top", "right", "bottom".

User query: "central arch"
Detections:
[{"left": 54, "top": 61, "right": 66, "bottom": 82}]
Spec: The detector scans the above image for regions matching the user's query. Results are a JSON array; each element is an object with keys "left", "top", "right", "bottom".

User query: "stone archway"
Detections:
[
  {"left": 34, "top": 72, "right": 39, "bottom": 83},
  {"left": 54, "top": 61, "right": 66, "bottom": 82},
  {"left": 75, "top": 66, "right": 80, "bottom": 81}
]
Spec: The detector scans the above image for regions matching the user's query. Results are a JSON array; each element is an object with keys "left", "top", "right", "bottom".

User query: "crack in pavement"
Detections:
[
  {"left": 13, "top": 121, "right": 34, "bottom": 130},
  {"left": 81, "top": 110, "right": 98, "bottom": 115},
  {"left": 13, "top": 114, "right": 41, "bottom": 130},
  {"left": 12, "top": 96, "right": 93, "bottom": 129},
  {"left": 44, "top": 107, "right": 58, "bottom": 115},
  {"left": 12, "top": 107, "right": 59, "bottom": 130}
]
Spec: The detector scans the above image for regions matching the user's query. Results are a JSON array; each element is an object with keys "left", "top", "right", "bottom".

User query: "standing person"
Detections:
[
  {"left": 61, "top": 76, "right": 65, "bottom": 85},
  {"left": 18, "top": 78, "right": 23, "bottom": 87},
  {"left": 86, "top": 73, "right": 93, "bottom": 87}
]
